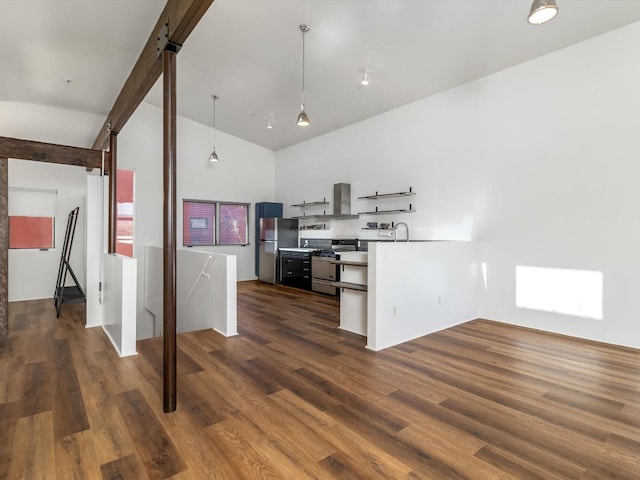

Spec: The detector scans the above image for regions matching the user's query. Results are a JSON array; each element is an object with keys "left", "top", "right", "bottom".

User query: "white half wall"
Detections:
[
  {"left": 118, "top": 102, "right": 275, "bottom": 338},
  {"left": 85, "top": 175, "right": 104, "bottom": 328},
  {"left": 367, "top": 241, "right": 478, "bottom": 351},
  {"left": 275, "top": 22, "right": 640, "bottom": 349},
  {"left": 8, "top": 159, "right": 87, "bottom": 301},
  {"left": 102, "top": 253, "right": 137, "bottom": 357}
]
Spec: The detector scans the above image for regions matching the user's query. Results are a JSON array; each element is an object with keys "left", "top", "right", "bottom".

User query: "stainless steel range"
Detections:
[{"left": 309, "top": 239, "right": 357, "bottom": 296}]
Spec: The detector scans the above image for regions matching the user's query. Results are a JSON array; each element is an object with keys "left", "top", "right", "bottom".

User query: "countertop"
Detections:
[{"left": 278, "top": 247, "right": 320, "bottom": 253}]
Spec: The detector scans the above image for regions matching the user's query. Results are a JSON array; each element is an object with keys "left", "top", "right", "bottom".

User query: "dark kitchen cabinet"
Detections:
[{"left": 279, "top": 250, "right": 312, "bottom": 290}]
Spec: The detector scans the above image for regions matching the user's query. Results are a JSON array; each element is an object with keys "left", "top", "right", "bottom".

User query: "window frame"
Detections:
[{"left": 183, "top": 199, "right": 250, "bottom": 247}]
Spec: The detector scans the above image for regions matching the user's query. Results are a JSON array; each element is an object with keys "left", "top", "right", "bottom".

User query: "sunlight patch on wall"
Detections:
[
  {"left": 481, "top": 262, "right": 488, "bottom": 290},
  {"left": 516, "top": 266, "right": 603, "bottom": 320}
]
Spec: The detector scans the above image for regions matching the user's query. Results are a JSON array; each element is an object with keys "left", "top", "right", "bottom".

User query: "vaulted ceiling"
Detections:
[{"left": 3, "top": 0, "right": 640, "bottom": 151}]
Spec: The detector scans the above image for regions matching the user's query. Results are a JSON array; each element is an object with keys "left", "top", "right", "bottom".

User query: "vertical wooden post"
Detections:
[
  {"left": 162, "top": 47, "right": 178, "bottom": 413},
  {"left": 108, "top": 133, "right": 118, "bottom": 253},
  {"left": 0, "top": 157, "right": 7, "bottom": 336}
]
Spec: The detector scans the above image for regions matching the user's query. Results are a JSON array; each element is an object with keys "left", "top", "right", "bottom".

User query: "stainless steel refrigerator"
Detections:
[{"left": 258, "top": 217, "right": 299, "bottom": 284}]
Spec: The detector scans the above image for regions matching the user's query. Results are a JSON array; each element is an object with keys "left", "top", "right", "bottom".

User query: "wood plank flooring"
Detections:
[{"left": 1, "top": 280, "right": 639, "bottom": 479}]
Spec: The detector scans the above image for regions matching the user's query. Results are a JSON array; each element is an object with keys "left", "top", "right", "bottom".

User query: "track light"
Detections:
[
  {"left": 209, "top": 95, "right": 219, "bottom": 162},
  {"left": 528, "top": 0, "right": 558, "bottom": 25},
  {"left": 296, "top": 24, "right": 310, "bottom": 127}
]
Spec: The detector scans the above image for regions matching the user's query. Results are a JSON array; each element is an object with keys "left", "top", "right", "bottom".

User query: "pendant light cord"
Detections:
[
  {"left": 301, "top": 28, "right": 305, "bottom": 104},
  {"left": 212, "top": 94, "right": 217, "bottom": 148}
]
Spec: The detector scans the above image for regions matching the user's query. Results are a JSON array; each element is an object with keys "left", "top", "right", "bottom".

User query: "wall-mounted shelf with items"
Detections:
[
  {"left": 362, "top": 221, "right": 394, "bottom": 231},
  {"left": 357, "top": 187, "right": 415, "bottom": 200},
  {"left": 298, "top": 224, "right": 329, "bottom": 231},
  {"left": 357, "top": 187, "right": 415, "bottom": 216},
  {"left": 291, "top": 198, "right": 330, "bottom": 207}
]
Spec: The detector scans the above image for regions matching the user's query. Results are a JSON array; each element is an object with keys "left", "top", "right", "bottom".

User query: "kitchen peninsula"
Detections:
[
  {"left": 310, "top": 239, "right": 478, "bottom": 351},
  {"left": 365, "top": 240, "right": 478, "bottom": 351}
]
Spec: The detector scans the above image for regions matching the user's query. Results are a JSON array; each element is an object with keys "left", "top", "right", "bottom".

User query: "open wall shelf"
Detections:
[
  {"left": 358, "top": 207, "right": 415, "bottom": 215},
  {"left": 357, "top": 187, "right": 415, "bottom": 200},
  {"left": 291, "top": 198, "right": 330, "bottom": 207}
]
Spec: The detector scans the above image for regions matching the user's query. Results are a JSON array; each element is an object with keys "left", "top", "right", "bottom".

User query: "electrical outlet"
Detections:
[{"left": 392, "top": 306, "right": 397, "bottom": 316}]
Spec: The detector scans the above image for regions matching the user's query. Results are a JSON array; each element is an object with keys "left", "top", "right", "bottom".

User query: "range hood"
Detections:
[{"left": 323, "top": 183, "right": 358, "bottom": 220}]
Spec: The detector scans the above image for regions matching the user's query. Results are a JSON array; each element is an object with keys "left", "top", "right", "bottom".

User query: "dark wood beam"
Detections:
[
  {"left": 92, "top": 0, "right": 214, "bottom": 150},
  {"left": 0, "top": 136, "right": 107, "bottom": 171},
  {"left": 162, "top": 48, "right": 178, "bottom": 413},
  {"left": 0, "top": 158, "right": 7, "bottom": 336},
  {"left": 108, "top": 133, "right": 118, "bottom": 254}
]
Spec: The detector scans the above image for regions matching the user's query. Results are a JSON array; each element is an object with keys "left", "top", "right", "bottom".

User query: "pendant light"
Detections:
[
  {"left": 296, "top": 24, "right": 310, "bottom": 127},
  {"left": 209, "top": 94, "right": 219, "bottom": 162},
  {"left": 528, "top": 0, "right": 558, "bottom": 25},
  {"left": 361, "top": 70, "right": 370, "bottom": 86}
]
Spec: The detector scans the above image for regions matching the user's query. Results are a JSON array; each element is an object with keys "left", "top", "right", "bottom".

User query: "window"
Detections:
[
  {"left": 116, "top": 169, "right": 134, "bottom": 257},
  {"left": 183, "top": 200, "right": 216, "bottom": 246},
  {"left": 183, "top": 200, "right": 249, "bottom": 246},
  {"left": 219, "top": 203, "right": 248, "bottom": 245}
]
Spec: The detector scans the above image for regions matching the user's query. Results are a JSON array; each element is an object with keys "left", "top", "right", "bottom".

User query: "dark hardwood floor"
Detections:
[{"left": 1, "top": 280, "right": 639, "bottom": 479}]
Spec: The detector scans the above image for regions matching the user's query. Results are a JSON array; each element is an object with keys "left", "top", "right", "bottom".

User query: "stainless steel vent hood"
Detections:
[{"left": 326, "top": 183, "right": 358, "bottom": 220}]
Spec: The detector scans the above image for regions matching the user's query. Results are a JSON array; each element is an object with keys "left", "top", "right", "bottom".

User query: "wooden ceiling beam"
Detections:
[
  {"left": 91, "top": 0, "right": 215, "bottom": 150},
  {"left": 0, "top": 136, "right": 108, "bottom": 171}
]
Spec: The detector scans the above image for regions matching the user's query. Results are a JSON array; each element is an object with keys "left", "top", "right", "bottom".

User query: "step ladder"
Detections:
[{"left": 54, "top": 207, "right": 86, "bottom": 317}]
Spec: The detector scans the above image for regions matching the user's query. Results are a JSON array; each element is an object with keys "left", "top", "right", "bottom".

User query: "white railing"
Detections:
[{"left": 144, "top": 246, "right": 237, "bottom": 337}]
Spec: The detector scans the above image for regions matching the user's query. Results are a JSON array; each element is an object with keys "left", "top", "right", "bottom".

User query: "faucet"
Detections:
[{"left": 393, "top": 222, "right": 409, "bottom": 242}]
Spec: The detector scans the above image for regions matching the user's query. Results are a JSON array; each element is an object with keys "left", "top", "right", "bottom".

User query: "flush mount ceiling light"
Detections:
[
  {"left": 361, "top": 70, "right": 370, "bottom": 86},
  {"left": 209, "top": 94, "right": 219, "bottom": 162},
  {"left": 296, "top": 24, "right": 310, "bottom": 127},
  {"left": 528, "top": 0, "right": 558, "bottom": 25}
]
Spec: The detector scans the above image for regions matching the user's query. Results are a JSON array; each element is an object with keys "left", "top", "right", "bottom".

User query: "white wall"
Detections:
[
  {"left": 8, "top": 159, "right": 88, "bottom": 301},
  {"left": 276, "top": 22, "right": 640, "bottom": 349},
  {"left": 2, "top": 101, "right": 104, "bottom": 302},
  {"left": 118, "top": 101, "right": 275, "bottom": 338},
  {"left": 367, "top": 241, "right": 478, "bottom": 351}
]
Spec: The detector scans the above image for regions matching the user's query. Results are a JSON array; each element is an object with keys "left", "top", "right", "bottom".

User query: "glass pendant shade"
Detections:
[
  {"left": 528, "top": 0, "right": 558, "bottom": 24},
  {"left": 296, "top": 105, "right": 310, "bottom": 127}
]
